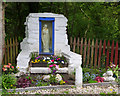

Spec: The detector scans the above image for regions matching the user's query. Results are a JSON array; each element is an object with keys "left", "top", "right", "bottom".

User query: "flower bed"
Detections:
[{"left": 29, "top": 54, "right": 68, "bottom": 67}]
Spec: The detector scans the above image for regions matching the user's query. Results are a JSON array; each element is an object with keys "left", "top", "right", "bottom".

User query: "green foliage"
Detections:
[
  {"left": 5, "top": 2, "right": 120, "bottom": 45},
  {"left": 36, "top": 80, "right": 50, "bottom": 86},
  {"left": 88, "top": 80, "right": 98, "bottom": 83},
  {"left": 2, "top": 74, "right": 17, "bottom": 89}
]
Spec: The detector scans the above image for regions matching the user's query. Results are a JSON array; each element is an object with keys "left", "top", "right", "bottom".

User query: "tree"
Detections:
[{"left": 0, "top": 1, "right": 2, "bottom": 66}]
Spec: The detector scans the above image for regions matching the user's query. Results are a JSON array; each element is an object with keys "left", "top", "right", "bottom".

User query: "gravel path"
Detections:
[{"left": 17, "top": 85, "right": 119, "bottom": 94}]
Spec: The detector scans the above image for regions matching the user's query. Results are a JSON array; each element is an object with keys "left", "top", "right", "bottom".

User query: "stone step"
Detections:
[{"left": 30, "top": 67, "right": 68, "bottom": 73}]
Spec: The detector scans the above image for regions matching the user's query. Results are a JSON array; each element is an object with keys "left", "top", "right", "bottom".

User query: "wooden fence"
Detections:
[
  {"left": 2, "top": 37, "right": 19, "bottom": 66},
  {"left": 70, "top": 37, "right": 120, "bottom": 69}
]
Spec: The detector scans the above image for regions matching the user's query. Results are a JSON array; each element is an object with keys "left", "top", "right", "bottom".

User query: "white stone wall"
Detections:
[{"left": 17, "top": 13, "right": 82, "bottom": 86}]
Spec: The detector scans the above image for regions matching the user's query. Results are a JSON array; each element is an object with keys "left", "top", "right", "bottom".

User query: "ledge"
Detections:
[
  {"left": 1, "top": 82, "right": 118, "bottom": 93},
  {"left": 30, "top": 67, "right": 68, "bottom": 73}
]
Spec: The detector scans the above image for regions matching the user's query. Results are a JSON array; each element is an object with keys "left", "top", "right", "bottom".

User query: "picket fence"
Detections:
[
  {"left": 70, "top": 37, "right": 120, "bottom": 69},
  {"left": 2, "top": 37, "right": 120, "bottom": 69},
  {"left": 2, "top": 37, "right": 19, "bottom": 66}
]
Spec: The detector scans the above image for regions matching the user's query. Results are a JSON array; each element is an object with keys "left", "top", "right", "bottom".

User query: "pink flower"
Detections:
[
  {"left": 4, "top": 65, "right": 10, "bottom": 68},
  {"left": 8, "top": 63, "right": 11, "bottom": 66},
  {"left": 2, "top": 68, "right": 7, "bottom": 71},
  {"left": 53, "top": 64, "right": 56, "bottom": 66},
  {"left": 11, "top": 66, "right": 14, "bottom": 69},
  {"left": 56, "top": 65, "right": 59, "bottom": 70},
  {"left": 49, "top": 65, "right": 53, "bottom": 67},
  {"left": 51, "top": 60, "right": 54, "bottom": 62}
]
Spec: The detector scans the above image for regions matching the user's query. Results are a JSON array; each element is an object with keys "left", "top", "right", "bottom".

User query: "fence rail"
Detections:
[
  {"left": 70, "top": 37, "right": 120, "bottom": 69},
  {"left": 2, "top": 37, "right": 19, "bottom": 66}
]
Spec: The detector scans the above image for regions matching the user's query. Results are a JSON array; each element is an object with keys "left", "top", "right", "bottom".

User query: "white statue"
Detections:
[{"left": 42, "top": 24, "right": 50, "bottom": 52}]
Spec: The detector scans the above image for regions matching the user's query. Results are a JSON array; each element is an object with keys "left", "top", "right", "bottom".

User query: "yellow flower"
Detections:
[
  {"left": 110, "top": 89, "right": 113, "bottom": 91},
  {"left": 38, "top": 60, "right": 40, "bottom": 62},
  {"left": 32, "top": 61, "right": 34, "bottom": 63},
  {"left": 11, "top": 85, "right": 13, "bottom": 87},
  {"left": 43, "top": 59, "right": 45, "bottom": 62},
  {"left": 17, "top": 67, "right": 19, "bottom": 69}
]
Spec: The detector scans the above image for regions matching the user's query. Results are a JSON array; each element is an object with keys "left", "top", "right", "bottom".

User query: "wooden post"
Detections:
[
  {"left": 15, "top": 37, "right": 18, "bottom": 57},
  {"left": 80, "top": 38, "right": 83, "bottom": 55},
  {"left": 13, "top": 38, "right": 16, "bottom": 64},
  {"left": 77, "top": 37, "right": 79, "bottom": 53},
  {"left": 114, "top": 41, "right": 118, "bottom": 66},
  {"left": 7, "top": 39, "right": 10, "bottom": 63},
  {"left": 83, "top": 38, "right": 87, "bottom": 67},
  {"left": 73, "top": 37, "right": 76, "bottom": 52},
  {"left": 87, "top": 38, "right": 90, "bottom": 66},
  {"left": 98, "top": 40, "right": 102, "bottom": 68},
  {"left": 94, "top": 39, "right": 98, "bottom": 68},
  {"left": 10, "top": 38, "right": 13, "bottom": 63},
  {"left": 70, "top": 37, "right": 72, "bottom": 49},
  {"left": 90, "top": 39, "right": 94, "bottom": 67},
  {"left": 106, "top": 40, "right": 110, "bottom": 68},
  {"left": 110, "top": 40, "right": 114, "bottom": 63}
]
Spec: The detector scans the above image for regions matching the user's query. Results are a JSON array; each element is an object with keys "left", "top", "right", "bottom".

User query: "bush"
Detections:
[
  {"left": 2, "top": 74, "right": 17, "bottom": 89},
  {"left": 17, "top": 75, "right": 34, "bottom": 88}
]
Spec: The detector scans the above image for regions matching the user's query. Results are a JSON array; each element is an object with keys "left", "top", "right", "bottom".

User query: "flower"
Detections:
[
  {"left": 61, "top": 61, "right": 64, "bottom": 64},
  {"left": 11, "top": 85, "right": 13, "bottom": 87},
  {"left": 53, "top": 70, "right": 56, "bottom": 73},
  {"left": 51, "top": 60, "right": 54, "bottom": 62},
  {"left": 54, "top": 61, "right": 57, "bottom": 64},
  {"left": 4, "top": 65, "right": 10, "bottom": 68},
  {"left": 11, "top": 66, "right": 14, "bottom": 69},
  {"left": 43, "top": 59, "right": 45, "bottom": 62},
  {"left": 2, "top": 68, "right": 7, "bottom": 71},
  {"left": 36, "top": 56, "right": 40, "bottom": 59},
  {"left": 8, "top": 63, "right": 11, "bottom": 66},
  {"left": 53, "top": 64, "right": 56, "bottom": 66},
  {"left": 110, "top": 89, "right": 113, "bottom": 91},
  {"left": 47, "top": 57, "right": 50, "bottom": 59},
  {"left": 56, "top": 65, "right": 59, "bottom": 70},
  {"left": 49, "top": 65, "right": 53, "bottom": 67}
]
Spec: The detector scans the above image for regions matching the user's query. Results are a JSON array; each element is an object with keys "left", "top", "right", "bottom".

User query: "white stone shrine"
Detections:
[{"left": 17, "top": 13, "right": 82, "bottom": 86}]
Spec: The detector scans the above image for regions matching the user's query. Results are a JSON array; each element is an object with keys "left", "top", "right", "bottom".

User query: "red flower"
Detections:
[
  {"left": 51, "top": 60, "right": 54, "bottom": 62},
  {"left": 11, "top": 66, "right": 14, "bottom": 69},
  {"left": 53, "top": 64, "right": 56, "bottom": 66}
]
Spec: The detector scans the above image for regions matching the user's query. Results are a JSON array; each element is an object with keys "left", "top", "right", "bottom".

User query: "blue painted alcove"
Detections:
[{"left": 39, "top": 17, "right": 55, "bottom": 55}]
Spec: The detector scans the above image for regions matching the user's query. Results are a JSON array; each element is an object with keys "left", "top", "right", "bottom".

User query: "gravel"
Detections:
[{"left": 16, "top": 85, "right": 119, "bottom": 94}]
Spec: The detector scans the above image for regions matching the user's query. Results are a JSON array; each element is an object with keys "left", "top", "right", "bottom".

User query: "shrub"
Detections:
[
  {"left": 17, "top": 75, "right": 34, "bottom": 88},
  {"left": 2, "top": 74, "right": 17, "bottom": 89}
]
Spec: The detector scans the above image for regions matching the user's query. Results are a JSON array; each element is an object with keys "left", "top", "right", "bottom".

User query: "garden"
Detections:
[{"left": 1, "top": 53, "right": 120, "bottom": 94}]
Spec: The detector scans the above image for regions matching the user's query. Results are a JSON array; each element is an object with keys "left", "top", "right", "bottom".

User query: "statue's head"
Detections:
[{"left": 44, "top": 24, "right": 47, "bottom": 28}]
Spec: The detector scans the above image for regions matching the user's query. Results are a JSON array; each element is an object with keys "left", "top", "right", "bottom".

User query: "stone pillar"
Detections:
[{"left": 75, "top": 65, "right": 83, "bottom": 87}]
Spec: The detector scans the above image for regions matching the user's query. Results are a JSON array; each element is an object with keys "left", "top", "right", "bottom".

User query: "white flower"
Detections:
[
  {"left": 54, "top": 61, "right": 57, "bottom": 64},
  {"left": 47, "top": 57, "right": 50, "bottom": 59},
  {"left": 61, "top": 61, "right": 64, "bottom": 64}
]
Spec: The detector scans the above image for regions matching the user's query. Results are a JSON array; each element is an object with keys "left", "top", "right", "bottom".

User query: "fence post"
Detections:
[
  {"left": 77, "top": 37, "right": 79, "bottom": 53},
  {"left": 98, "top": 40, "right": 102, "bottom": 68},
  {"left": 94, "top": 39, "right": 98, "bottom": 68},
  {"left": 90, "top": 39, "right": 94, "bottom": 67},
  {"left": 87, "top": 38, "right": 90, "bottom": 66},
  {"left": 114, "top": 41, "right": 118, "bottom": 66},
  {"left": 106, "top": 40, "right": 110, "bottom": 68},
  {"left": 10, "top": 38, "right": 13, "bottom": 63},
  {"left": 7, "top": 39, "right": 10, "bottom": 63},
  {"left": 80, "top": 38, "right": 83, "bottom": 55},
  {"left": 73, "top": 37, "right": 76, "bottom": 52},
  {"left": 83, "top": 38, "right": 87, "bottom": 66},
  {"left": 110, "top": 40, "right": 114, "bottom": 63}
]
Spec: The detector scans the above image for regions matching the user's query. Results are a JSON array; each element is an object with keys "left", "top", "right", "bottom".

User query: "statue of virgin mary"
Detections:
[{"left": 42, "top": 24, "right": 50, "bottom": 52}]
